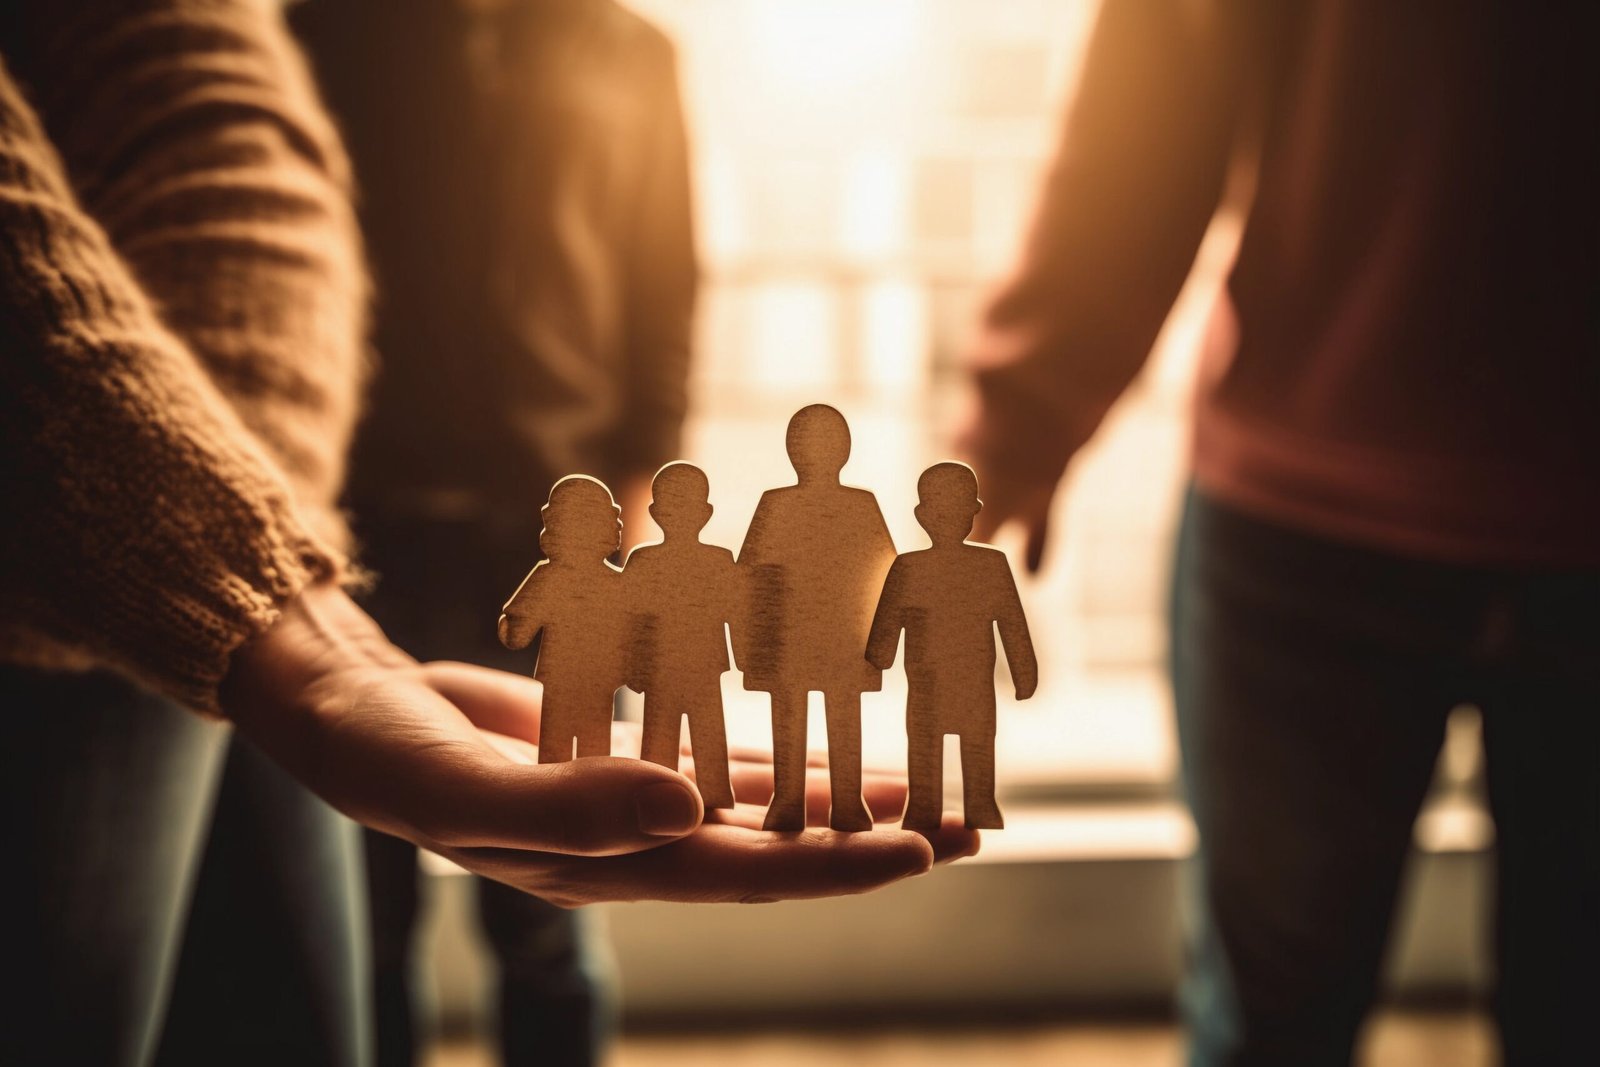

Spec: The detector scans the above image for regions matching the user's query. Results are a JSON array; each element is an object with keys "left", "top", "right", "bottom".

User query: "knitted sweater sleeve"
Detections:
[
  {"left": 6, "top": 0, "right": 368, "bottom": 548},
  {"left": 0, "top": 3, "right": 362, "bottom": 712}
]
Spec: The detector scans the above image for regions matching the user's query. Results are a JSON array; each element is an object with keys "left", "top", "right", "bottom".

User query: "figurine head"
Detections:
[
  {"left": 539, "top": 475, "right": 621, "bottom": 563},
  {"left": 914, "top": 462, "right": 982, "bottom": 546},
  {"left": 785, "top": 404, "right": 851, "bottom": 484},
  {"left": 649, "top": 462, "right": 713, "bottom": 539}
]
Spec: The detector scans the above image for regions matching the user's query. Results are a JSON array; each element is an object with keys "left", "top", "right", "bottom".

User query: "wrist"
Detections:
[{"left": 221, "top": 582, "right": 409, "bottom": 725}]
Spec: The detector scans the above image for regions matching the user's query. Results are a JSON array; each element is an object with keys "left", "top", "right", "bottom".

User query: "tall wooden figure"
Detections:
[
  {"left": 739, "top": 405, "right": 897, "bottom": 831},
  {"left": 498, "top": 475, "right": 629, "bottom": 762},
  {"left": 624, "top": 463, "right": 739, "bottom": 808},
  {"left": 868, "top": 462, "right": 1037, "bottom": 831}
]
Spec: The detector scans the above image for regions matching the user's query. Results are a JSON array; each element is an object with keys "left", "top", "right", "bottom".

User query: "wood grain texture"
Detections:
[
  {"left": 499, "top": 475, "right": 628, "bottom": 762},
  {"left": 869, "top": 462, "right": 1037, "bottom": 831},
  {"left": 625, "top": 462, "right": 740, "bottom": 808},
  {"left": 738, "top": 405, "right": 897, "bottom": 831},
  {"left": 494, "top": 418, "right": 1033, "bottom": 835}
]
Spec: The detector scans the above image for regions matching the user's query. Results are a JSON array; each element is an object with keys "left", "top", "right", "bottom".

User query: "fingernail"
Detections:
[{"left": 636, "top": 782, "right": 701, "bottom": 836}]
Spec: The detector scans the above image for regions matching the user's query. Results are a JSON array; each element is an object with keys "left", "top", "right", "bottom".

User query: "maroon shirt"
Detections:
[{"left": 968, "top": 1, "right": 1599, "bottom": 566}]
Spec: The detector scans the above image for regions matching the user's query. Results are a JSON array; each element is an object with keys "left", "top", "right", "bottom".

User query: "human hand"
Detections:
[
  {"left": 462, "top": 714, "right": 981, "bottom": 904},
  {"left": 956, "top": 397, "right": 1066, "bottom": 575},
  {"left": 966, "top": 462, "right": 1058, "bottom": 574},
  {"left": 223, "top": 585, "right": 963, "bottom": 905}
]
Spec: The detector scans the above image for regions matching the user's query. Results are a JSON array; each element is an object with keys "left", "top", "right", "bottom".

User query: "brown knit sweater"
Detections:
[{"left": 0, "top": 0, "right": 366, "bottom": 711}]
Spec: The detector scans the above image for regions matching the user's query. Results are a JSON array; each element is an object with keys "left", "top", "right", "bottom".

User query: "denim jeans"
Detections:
[
  {"left": 355, "top": 512, "right": 616, "bottom": 1067},
  {"left": 2, "top": 666, "right": 367, "bottom": 1067},
  {"left": 1171, "top": 488, "right": 1600, "bottom": 1066}
]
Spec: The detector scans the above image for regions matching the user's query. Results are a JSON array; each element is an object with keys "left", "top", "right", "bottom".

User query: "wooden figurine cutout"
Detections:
[
  {"left": 623, "top": 462, "right": 739, "bottom": 808},
  {"left": 498, "top": 475, "right": 630, "bottom": 762},
  {"left": 867, "top": 462, "right": 1038, "bottom": 831},
  {"left": 738, "top": 404, "right": 898, "bottom": 832}
]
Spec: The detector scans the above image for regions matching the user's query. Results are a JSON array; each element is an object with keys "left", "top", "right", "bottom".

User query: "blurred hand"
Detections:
[
  {"left": 224, "top": 585, "right": 974, "bottom": 906},
  {"left": 957, "top": 390, "right": 1067, "bottom": 574},
  {"left": 966, "top": 462, "right": 1059, "bottom": 574}
]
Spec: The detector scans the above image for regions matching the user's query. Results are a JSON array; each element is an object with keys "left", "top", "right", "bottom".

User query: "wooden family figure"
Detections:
[
  {"left": 624, "top": 462, "right": 740, "bottom": 810},
  {"left": 867, "top": 462, "right": 1038, "bottom": 831},
  {"left": 498, "top": 475, "right": 629, "bottom": 763},
  {"left": 496, "top": 404, "right": 1038, "bottom": 832}
]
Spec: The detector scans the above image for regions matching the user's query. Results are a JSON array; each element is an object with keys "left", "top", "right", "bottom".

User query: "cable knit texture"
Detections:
[{"left": 0, "top": 0, "right": 366, "bottom": 712}]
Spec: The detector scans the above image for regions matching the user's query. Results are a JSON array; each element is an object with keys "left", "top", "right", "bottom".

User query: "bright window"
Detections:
[{"left": 628, "top": 0, "right": 1241, "bottom": 796}]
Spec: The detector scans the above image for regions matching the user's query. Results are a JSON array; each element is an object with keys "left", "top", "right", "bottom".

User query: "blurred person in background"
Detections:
[
  {"left": 3, "top": 2, "right": 966, "bottom": 1064},
  {"left": 292, "top": 0, "right": 697, "bottom": 1063},
  {"left": 959, "top": 3, "right": 1598, "bottom": 1065}
]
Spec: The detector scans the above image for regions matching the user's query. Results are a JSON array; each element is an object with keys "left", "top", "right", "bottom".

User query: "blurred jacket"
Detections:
[
  {"left": 967, "top": 0, "right": 1599, "bottom": 566},
  {"left": 295, "top": 0, "right": 698, "bottom": 522}
]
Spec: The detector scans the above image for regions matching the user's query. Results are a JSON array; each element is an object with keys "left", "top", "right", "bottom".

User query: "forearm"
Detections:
[
  {"left": 10, "top": 0, "right": 367, "bottom": 547},
  {"left": 0, "top": 58, "right": 342, "bottom": 712},
  {"left": 966, "top": 0, "right": 1241, "bottom": 479}
]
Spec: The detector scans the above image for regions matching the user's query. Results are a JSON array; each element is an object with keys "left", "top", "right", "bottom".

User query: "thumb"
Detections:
[
  {"left": 397, "top": 663, "right": 703, "bottom": 855},
  {"left": 423, "top": 755, "right": 705, "bottom": 858}
]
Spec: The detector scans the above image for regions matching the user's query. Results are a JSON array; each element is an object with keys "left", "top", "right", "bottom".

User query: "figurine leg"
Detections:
[
  {"left": 960, "top": 731, "right": 1003, "bottom": 829},
  {"left": 639, "top": 693, "right": 682, "bottom": 769},
  {"left": 538, "top": 735, "right": 576, "bottom": 763},
  {"left": 824, "top": 691, "right": 872, "bottom": 832},
  {"left": 686, "top": 694, "right": 734, "bottom": 810},
  {"left": 903, "top": 712, "right": 945, "bottom": 833},
  {"left": 574, "top": 694, "right": 613, "bottom": 758},
  {"left": 763, "top": 690, "right": 807, "bottom": 831},
  {"left": 538, "top": 700, "right": 576, "bottom": 763}
]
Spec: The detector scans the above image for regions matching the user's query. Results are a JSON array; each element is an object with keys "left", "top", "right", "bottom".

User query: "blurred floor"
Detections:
[{"left": 425, "top": 1010, "right": 1492, "bottom": 1067}]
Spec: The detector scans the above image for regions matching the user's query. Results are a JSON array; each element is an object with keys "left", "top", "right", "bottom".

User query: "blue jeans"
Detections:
[
  {"left": 2, "top": 666, "right": 367, "bottom": 1067},
  {"left": 1171, "top": 488, "right": 1600, "bottom": 1066}
]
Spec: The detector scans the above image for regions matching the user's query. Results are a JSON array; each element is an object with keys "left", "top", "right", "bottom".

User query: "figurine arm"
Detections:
[
  {"left": 732, "top": 495, "right": 779, "bottom": 675},
  {"left": 868, "top": 496, "right": 898, "bottom": 565},
  {"left": 724, "top": 553, "right": 751, "bottom": 671},
  {"left": 959, "top": 3, "right": 1243, "bottom": 573},
  {"left": 993, "top": 556, "right": 1038, "bottom": 699},
  {"left": 615, "top": 36, "right": 697, "bottom": 476},
  {"left": 735, "top": 491, "right": 775, "bottom": 566},
  {"left": 497, "top": 568, "right": 546, "bottom": 651},
  {"left": 865, "top": 561, "right": 907, "bottom": 671}
]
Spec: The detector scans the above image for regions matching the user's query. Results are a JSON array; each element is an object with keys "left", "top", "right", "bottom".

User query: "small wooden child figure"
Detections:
[
  {"left": 623, "top": 463, "right": 739, "bottom": 808},
  {"left": 867, "top": 462, "right": 1038, "bottom": 831},
  {"left": 498, "top": 475, "right": 629, "bottom": 762}
]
